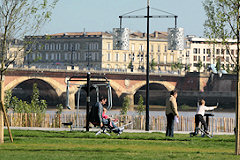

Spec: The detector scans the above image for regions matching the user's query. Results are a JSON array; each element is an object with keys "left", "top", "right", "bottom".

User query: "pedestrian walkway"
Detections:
[{"left": 5, "top": 126, "right": 234, "bottom": 135}]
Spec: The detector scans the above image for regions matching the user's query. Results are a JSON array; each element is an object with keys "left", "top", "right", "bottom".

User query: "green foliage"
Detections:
[
  {"left": 0, "top": 0, "right": 58, "bottom": 72},
  {"left": 30, "top": 83, "right": 47, "bottom": 113},
  {"left": 216, "top": 58, "right": 221, "bottom": 72},
  {"left": 128, "top": 60, "right": 133, "bottom": 69},
  {"left": 4, "top": 90, "right": 12, "bottom": 112},
  {"left": 120, "top": 96, "right": 130, "bottom": 115},
  {"left": 196, "top": 60, "right": 203, "bottom": 72},
  {"left": 185, "top": 64, "right": 190, "bottom": 72},
  {"left": 136, "top": 95, "right": 145, "bottom": 115},
  {"left": 171, "top": 62, "right": 184, "bottom": 71},
  {"left": 56, "top": 104, "right": 63, "bottom": 114},
  {"left": 4, "top": 83, "right": 47, "bottom": 114},
  {"left": 150, "top": 58, "right": 157, "bottom": 71},
  {"left": 203, "top": 0, "right": 238, "bottom": 73}
]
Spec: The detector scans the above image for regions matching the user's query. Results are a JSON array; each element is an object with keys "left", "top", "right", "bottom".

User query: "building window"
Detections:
[
  {"left": 226, "top": 49, "right": 230, "bottom": 55},
  {"left": 193, "top": 48, "right": 198, "bottom": 54},
  {"left": 139, "top": 44, "right": 144, "bottom": 52},
  {"left": 132, "top": 44, "right": 135, "bottom": 52},
  {"left": 50, "top": 43, "right": 54, "bottom": 50},
  {"left": 194, "top": 56, "right": 197, "bottom": 61},
  {"left": 207, "top": 49, "right": 211, "bottom": 54},
  {"left": 163, "top": 55, "right": 167, "bottom": 64},
  {"left": 216, "top": 49, "right": 220, "bottom": 55},
  {"left": 58, "top": 53, "right": 61, "bottom": 60},
  {"left": 221, "top": 49, "right": 225, "bottom": 55},
  {"left": 46, "top": 53, "right": 49, "bottom": 60},
  {"left": 158, "top": 55, "right": 160, "bottom": 64},
  {"left": 107, "top": 43, "right": 111, "bottom": 50},
  {"left": 65, "top": 53, "right": 68, "bottom": 60},
  {"left": 171, "top": 55, "right": 174, "bottom": 63},
  {"left": 51, "top": 54, "right": 54, "bottom": 60},
  {"left": 124, "top": 53, "right": 127, "bottom": 62},
  {"left": 231, "top": 49, "right": 234, "bottom": 55},
  {"left": 115, "top": 53, "right": 119, "bottom": 62},
  {"left": 226, "top": 56, "right": 229, "bottom": 62},
  {"left": 107, "top": 53, "right": 111, "bottom": 61},
  {"left": 164, "top": 46, "right": 167, "bottom": 52},
  {"left": 75, "top": 43, "right": 80, "bottom": 50},
  {"left": 45, "top": 43, "right": 49, "bottom": 50},
  {"left": 158, "top": 45, "right": 160, "bottom": 52},
  {"left": 198, "top": 48, "right": 200, "bottom": 54},
  {"left": 203, "top": 56, "right": 205, "bottom": 61},
  {"left": 64, "top": 43, "right": 68, "bottom": 51},
  {"left": 151, "top": 45, "right": 154, "bottom": 52},
  {"left": 56, "top": 43, "right": 61, "bottom": 50}
]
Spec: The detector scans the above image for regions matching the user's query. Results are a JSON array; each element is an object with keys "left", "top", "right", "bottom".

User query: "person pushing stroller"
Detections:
[{"left": 193, "top": 99, "right": 217, "bottom": 136}]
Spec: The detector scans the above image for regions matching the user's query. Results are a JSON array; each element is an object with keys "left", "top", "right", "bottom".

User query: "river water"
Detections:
[{"left": 47, "top": 109, "right": 235, "bottom": 118}]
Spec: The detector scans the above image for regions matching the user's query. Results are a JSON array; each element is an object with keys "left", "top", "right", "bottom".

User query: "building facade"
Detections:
[
  {"left": 24, "top": 31, "right": 179, "bottom": 73},
  {"left": 180, "top": 36, "right": 237, "bottom": 72}
]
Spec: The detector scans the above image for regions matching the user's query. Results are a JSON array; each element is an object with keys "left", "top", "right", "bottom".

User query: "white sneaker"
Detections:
[{"left": 119, "top": 127, "right": 124, "bottom": 133}]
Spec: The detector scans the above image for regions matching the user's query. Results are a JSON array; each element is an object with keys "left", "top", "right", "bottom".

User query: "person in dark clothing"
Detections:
[
  {"left": 165, "top": 90, "right": 179, "bottom": 137},
  {"left": 194, "top": 99, "right": 217, "bottom": 135}
]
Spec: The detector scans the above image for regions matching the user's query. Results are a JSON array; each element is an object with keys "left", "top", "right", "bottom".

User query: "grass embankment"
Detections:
[{"left": 0, "top": 129, "right": 237, "bottom": 160}]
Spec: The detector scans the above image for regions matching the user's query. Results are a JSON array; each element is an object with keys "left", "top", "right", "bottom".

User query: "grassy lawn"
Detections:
[{"left": 0, "top": 129, "right": 238, "bottom": 160}]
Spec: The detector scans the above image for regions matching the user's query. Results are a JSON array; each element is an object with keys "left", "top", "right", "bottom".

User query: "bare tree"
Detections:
[
  {"left": 0, "top": 0, "right": 58, "bottom": 143},
  {"left": 203, "top": 0, "right": 240, "bottom": 155}
]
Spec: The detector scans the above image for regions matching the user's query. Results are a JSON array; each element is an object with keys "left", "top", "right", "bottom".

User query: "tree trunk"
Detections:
[
  {"left": 0, "top": 80, "right": 4, "bottom": 143},
  {"left": 236, "top": 6, "right": 240, "bottom": 155}
]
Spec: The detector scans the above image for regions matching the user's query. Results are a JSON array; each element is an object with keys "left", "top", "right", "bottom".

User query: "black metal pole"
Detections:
[
  {"left": 145, "top": 0, "right": 150, "bottom": 131},
  {"left": 86, "top": 72, "right": 90, "bottom": 131}
]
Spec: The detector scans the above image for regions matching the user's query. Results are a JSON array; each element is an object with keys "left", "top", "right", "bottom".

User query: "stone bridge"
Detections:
[{"left": 3, "top": 68, "right": 236, "bottom": 109}]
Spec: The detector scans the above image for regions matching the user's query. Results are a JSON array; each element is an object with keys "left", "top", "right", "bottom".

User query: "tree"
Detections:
[
  {"left": 150, "top": 58, "right": 157, "bottom": 71},
  {"left": 196, "top": 60, "right": 203, "bottom": 72},
  {"left": 216, "top": 57, "right": 221, "bottom": 72},
  {"left": 0, "top": 0, "right": 58, "bottom": 143},
  {"left": 171, "top": 62, "right": 184, "bottom": 73},
  {"left": 203, "top": 0, "right": 240, "bottom": 154},
  {"left": 128, "top": 60, "right": 133, "bottom": 72},
  {"left": 136, "top": 95, "right": 145, "bottom": 115},
  {"left": 120, "top": 96, "right": 130, "bottom": 115}
]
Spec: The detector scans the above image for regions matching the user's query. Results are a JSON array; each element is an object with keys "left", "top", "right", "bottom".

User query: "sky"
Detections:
[{"left": 40, "top": 0, "right": 206, "bottom": 37}]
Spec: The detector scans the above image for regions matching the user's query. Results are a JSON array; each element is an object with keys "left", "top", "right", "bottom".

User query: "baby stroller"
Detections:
[
  {"left": 89, "top": 102, "right": 132, "bottom": 136},
  {"left": 190, "top": 126, "right": 212, "bottom": 138}
]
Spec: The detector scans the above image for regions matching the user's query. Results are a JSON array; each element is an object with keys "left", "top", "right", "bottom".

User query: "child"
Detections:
[
  {"left": 194, "top": 99, "right": 217, "bottom": 135},
  {"left": 102, "top": 108, "right": 123, "bottom": 134}
]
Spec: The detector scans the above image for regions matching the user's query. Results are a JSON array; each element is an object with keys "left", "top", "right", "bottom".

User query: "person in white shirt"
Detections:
[{"left": 195, "top": 99, "right": 217, "bottom": 134}]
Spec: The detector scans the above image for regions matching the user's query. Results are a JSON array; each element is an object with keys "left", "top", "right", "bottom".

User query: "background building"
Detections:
[
  {"left": 180, "top": 35, "right": 237, "bottom": 72},
  {"left": 24, "top": 31, "right": 179, "bottom": 73}
]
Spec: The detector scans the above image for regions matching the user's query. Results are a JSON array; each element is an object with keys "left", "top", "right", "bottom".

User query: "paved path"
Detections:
[{"left": 5, "top": 126, "right": 234, "bottom": 135}]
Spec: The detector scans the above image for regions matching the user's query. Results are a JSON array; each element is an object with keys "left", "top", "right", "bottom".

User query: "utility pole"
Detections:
[
  {"left": 146, "top": 0, "right": 150, "bottom": 131},
  {"left": 86, "top": 72, "right": 90, "bottom": 131},
  {"left": 118, "top": 0, "right": 178, "bottom": 131}
]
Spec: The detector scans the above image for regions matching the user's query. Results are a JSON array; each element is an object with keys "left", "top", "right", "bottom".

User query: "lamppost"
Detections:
[{"left": 116, "top": 0, "right": 182, "bottom": 131}]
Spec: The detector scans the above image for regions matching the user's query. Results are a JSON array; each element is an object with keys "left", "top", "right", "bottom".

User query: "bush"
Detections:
[
  {"left": 136, "top": 95, "right": 145, "bottom": 115},
  {"left": 120, "top": 96, "right": 130, "bottom": 115}
]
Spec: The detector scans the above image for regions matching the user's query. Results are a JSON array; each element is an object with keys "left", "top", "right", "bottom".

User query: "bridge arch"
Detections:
[
  {"left": 5, "top": 76, "right": 66, "bottom": 97},
  {"left": 131, "top": 81, "right": 175, "bottom": 95}
]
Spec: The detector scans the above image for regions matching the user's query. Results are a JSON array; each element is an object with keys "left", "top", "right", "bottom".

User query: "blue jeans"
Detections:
[
  {"left": 102, "top": 118, "right": 120, "bottom": 133},
  {"left": 166, "top": 113, "right": 174, "bottom": 137}
]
